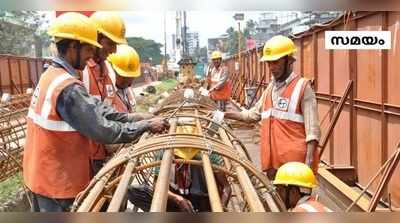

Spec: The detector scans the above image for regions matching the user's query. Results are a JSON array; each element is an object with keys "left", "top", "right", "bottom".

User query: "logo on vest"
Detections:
[
  {"left": 276, "top": 97, "right": 289, "bottom": 111},
  {"left": 30, "top": 87, "right": 40, "bottom": 108},
  {"left": 106, "top": 84, "right": 114, "bottom": 97}
]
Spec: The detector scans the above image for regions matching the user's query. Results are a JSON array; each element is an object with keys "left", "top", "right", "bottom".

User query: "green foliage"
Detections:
[
  {"left": 0, "top": 172, "right": 22, "bottom": 203},
  {"left": 192, "top": 46, "right": 208, "bottom": 63},
  {"left": 127, "top": 37, "right": 168, "bottom": 65},
  {"left": 223, "top": 19, "right": 258, "bottom": 56},
  {"left": 135, "top": 79, "right": 177, "bottom": 113},
  {"left": 0, "top": 11, "right": 50, "bottom": 56},
  {"left": 155, "top": 79, "right": 177, "bottom": 93}
]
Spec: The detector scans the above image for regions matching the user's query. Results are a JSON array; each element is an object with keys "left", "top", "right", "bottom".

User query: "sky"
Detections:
[{"left": 43, "top": 11, "right": 265, "bottom": 53}]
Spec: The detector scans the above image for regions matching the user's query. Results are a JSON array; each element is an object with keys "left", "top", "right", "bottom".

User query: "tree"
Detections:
[
  {"left": 243, "top": 19, "right": 257, "bottom": 39},
  {"left": 222, "top": 19, "right": 259, "bottom": 56},
  {"left": 193, "top": 46, "right": 208, "bottom": 63},
  {"left": 126, "top": 37, "right": 165, "bottom": 65},
  {"left": 223, "top": 27, "right": 246, "bottom": 56},
  {"left": 0, "top": 11, "right": 50, "bottom": 57}
]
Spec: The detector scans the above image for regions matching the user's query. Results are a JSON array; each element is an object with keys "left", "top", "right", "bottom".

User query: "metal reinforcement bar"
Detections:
[{"left": 71, "top": 89, "right": 285, "bottom": 212}]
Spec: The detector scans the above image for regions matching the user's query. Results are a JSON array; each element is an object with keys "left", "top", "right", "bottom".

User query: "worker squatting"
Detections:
[{"left": 23, "top": 12, "right": 329, "bottom": 212}]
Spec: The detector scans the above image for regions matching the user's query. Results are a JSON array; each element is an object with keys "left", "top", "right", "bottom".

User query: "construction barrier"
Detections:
[
  {"left": 0, "top": 55, "right": 48, "bottom": 95},
  {"left": 226, "top": 11, "right": 400, "bottom": 208}
]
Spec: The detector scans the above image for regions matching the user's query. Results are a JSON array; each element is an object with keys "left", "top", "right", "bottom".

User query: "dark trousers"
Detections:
[
  {"left": 30, "top": 192, "right": 74, "bottom": 212},
  {"left": 127, "top": 185, "right": 210, "bottom": 212},
  {"left": 91, "top": 159, "right": 105, "bottom": 177},
  {"left": 215, "top": 100, "right": 227, "bottom": 111}
]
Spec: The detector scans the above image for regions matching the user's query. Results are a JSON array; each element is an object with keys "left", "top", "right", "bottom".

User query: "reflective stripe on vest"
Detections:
[
  {"left": 262, "top": 77, "right": 305, "bottom": 123},
  {"left": 27, "top": 109, "right": 75, "bottom": 132},
  {"left": 28, "top": 73, "right": 76, "bottom": 132},
  {"left": 82, "top": 66, "right": 91, "bottom": 92},
  {"left": 211, "top": 67, "right": 222, "bottom": 82},
  {"left": 261, "top": 108, "right": 304, "bottom": 123},
  {"left": 41, "top": 73, "right": 72, "bottom": 119},
  {"left": 259, "top": 76, "right": 308, "bottom": 171},
  {"left": 105, "top": 60, "right": 117, "bottom": 87},
  {"left": 24, "top": 66, "right": 91, "bottom": 198},
  {"left": 297, "top": 203, "right": 319, "bottom": 212},
  {"left": 296, "top": 202, "right": 333, "bottom": 212}
]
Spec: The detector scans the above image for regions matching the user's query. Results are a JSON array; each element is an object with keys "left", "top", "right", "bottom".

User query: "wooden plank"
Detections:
[{"left": 318, "top": 168, "right": 370, "bottom": 211}]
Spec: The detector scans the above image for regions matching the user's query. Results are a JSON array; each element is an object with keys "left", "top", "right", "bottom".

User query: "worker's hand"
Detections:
[
  {"left": 139, "top": 112, "right": 155, "bottom": 119},
  {"left": 212, "top": 110, "right": 225, "bottom": 124},
  {"left": 305, "top": 140, "right": 317, "bottom": 168},
  {"left": 305, "top": 156, "right": 313, "bottom": 168},
  {"left": 174, "top": 195, "right": 195, "bottom": 213},
  {"left": 147, "top": 117, "right": 169, "bottom": 133}
]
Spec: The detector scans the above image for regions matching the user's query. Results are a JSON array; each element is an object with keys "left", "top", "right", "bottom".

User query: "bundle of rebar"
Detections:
[
  {"left": 71, "top": 89, "right": 286, "bottom": 212},
  {"left": 0, "top": 93, "right": 31, "bottom": 182}
]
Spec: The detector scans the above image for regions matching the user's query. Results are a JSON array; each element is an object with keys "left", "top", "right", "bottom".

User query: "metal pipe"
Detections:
[
  {"left": 107, "top": 134, "right": 148, "bottom": 211},
  {"left": 319, "top": 80, "right": 353, "bottom": 156},
  {"left": 195, "top": 110, "right": 223, "bottom": 212},
  {"left": 150, "top": 120, "right": 177, "bottom": 212},
  {"left": 218, "top": 127, "right": 265, "bottom": 212},
  {"left": 77, "top": 171, "right": 115, "bottom": 212},
  {"left": 107, "top": 158, "right": 138, "bottom": 212},
  {"left": 367, "top": 147, "right": 400, "bottom": 212}
]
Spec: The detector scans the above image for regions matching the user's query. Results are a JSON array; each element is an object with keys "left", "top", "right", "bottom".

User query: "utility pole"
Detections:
[
  {"left": 238, "top": 21, "right": 241, "bottom": 63},
  {"left": 183, "top": 11, "right": 187, "bottom": 57},
  {"left": 163, "top": 11, "right": 168, "bottom": 75},
  {"left": 233, "top": 13, "right": 244, "bottom": 75}
]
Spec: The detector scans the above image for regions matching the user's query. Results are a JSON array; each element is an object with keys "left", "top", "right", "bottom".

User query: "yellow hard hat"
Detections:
[
  {"left": 260, "top": 35, "right": 296, "bottom": 62},
  {"left": 273, "top": 162, "right": 317, "bottom": 188},
  {"left": 107, "top": 44, "right": 141, "bottom": 77},
  {"left": 174, "top": 125, "right": 200, "bottom": 160},
  {"left": 48, "top": 12, "right": 102, "bottom": 48},
  {"left": 211, "top": 51, "right": 222, "bottom": 60},
  {"left": 90, "top": 11, "right": 127, "bottom": 44}
]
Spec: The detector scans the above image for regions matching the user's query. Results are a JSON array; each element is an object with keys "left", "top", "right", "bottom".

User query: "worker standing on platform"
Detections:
[
  {"left": 224, "top": 35, "right": 321, "bottom": 179},
  {"left": 206, "top": 51, "right": 232, "bottom": 111},
  {"left": 273, "top": 162, "right": 332, "bottom": 212},
  {"left": 23, "top": 12, "right": 168, "bottom": 212},
  {"left": 81, "top": 12, "right": 153, "bottom": 175}
]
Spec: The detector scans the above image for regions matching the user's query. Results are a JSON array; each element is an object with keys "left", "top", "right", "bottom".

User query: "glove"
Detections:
[
  {"left": 199, "top": 87, "right": 209, "bottom": 96},
  {"left": 183, "top": 88, "right": 195, "bottom": 99},
  {"left": 212, "top": 110, "right": 225, "bottom": 124}
]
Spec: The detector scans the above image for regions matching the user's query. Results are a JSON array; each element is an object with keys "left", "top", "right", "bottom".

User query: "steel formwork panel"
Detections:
[
  {"left": 388, "top": 12, "right": 400, "bottom": 105},
  {"left": 387, "top": 115, "right": 400, "bottom": 207},
  {"left": 317, "top": 31, "right": 330, "bottom": 94},
  {"left": 302, "top": 36, "right": 314, "bottom": 79},
  {"left": 356, "top": 109, "right": 382, "bottom": 192},
  {"left": 356, "top": 14, "right": 383, "bottom": 104},
  {"left": 333, "top": 106, "right": 351, "bottom": 166}
]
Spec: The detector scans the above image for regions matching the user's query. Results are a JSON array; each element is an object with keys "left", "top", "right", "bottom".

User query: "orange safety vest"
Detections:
[
  {"left": 82, "top": 59, "right": 116, "bottom": 160},
  {"left": 103, "top": 60, "right": 136, "bottom": 113},
  {"left": 23, "top": 66, "right": 91, "bottom": 199},
  {"left": 113, "top": 87, "right": 136, "bottom": 113},
  {"left": 260, "top": 75, "right": 319, "bottom": 172},
  {"left": 293, "top": 197, "right": 333, "bottom": 212},
  {"left": 208, "top": 66, "right": 232, "bottom": 101}
]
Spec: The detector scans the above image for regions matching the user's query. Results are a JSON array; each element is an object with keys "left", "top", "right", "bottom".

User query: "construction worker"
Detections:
[
  {"left": 224, "top": 35, "right": 321, "bottom": 179},
  {"left": 206, "top": 51, "right": 232, "bottom": 111},
  {"left": 273, "top": 162, "right": 332, "bottom": 212},
  {"left": 106, "top": 44, "right": 141, "bottom": 112},
  {"left": 127, "top": 120, "right": 231, "bottom": 212},
  {"left": 23, "top": 12, "right": 168, "bottom": 212},
  {"left": 82, "top": 12, "right": 153, "bottom": 175}
]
